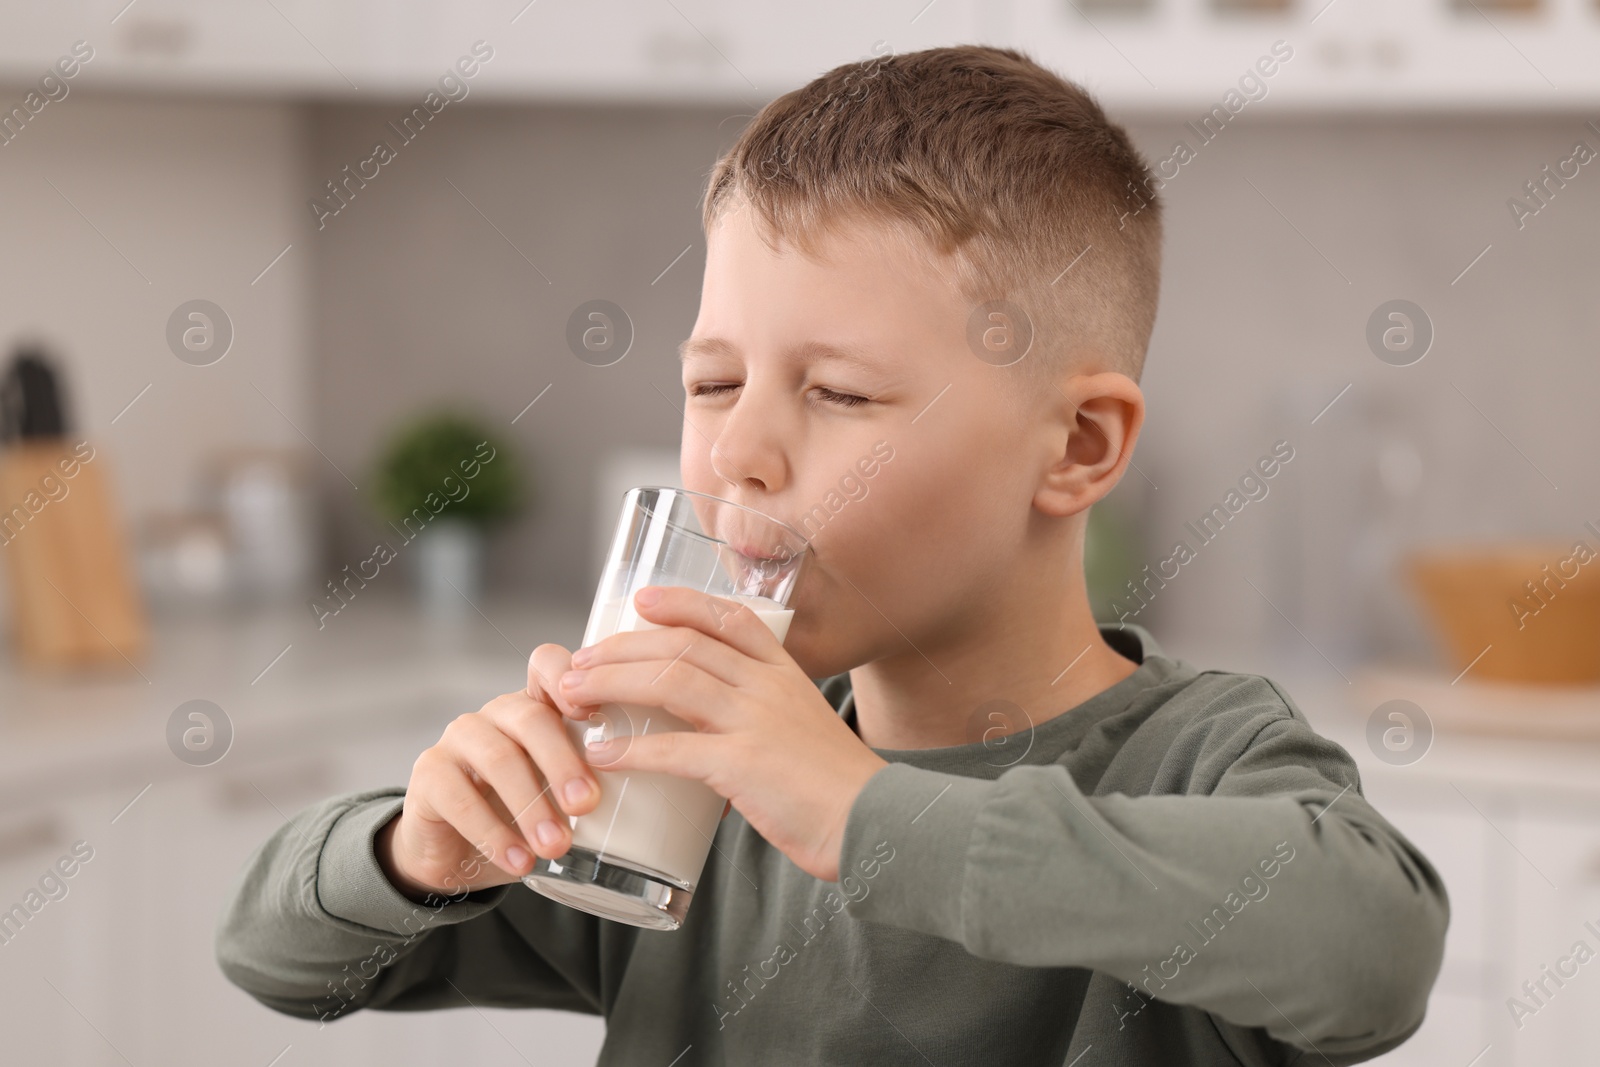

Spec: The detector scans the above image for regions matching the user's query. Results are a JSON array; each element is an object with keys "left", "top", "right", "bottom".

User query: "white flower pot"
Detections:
[{"left": 413, "top": 518, "right": 484, "bottom": 620}]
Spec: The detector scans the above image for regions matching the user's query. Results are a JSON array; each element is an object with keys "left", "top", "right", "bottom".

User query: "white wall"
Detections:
[
  {"left": 1123, "top": 114, "right": 1600, "bottom": 673},
  {"left": 0, "top": 90, "right": 312, "bottom": 623},
  {"left": 5, "top": 89, "right": 1596, "bottom": 676}
]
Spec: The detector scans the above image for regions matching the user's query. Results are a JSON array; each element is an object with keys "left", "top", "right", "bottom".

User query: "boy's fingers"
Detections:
[
  {"left": 412, "top": 747, "right": 537, "bottom": 877},
  {"left": 594, "top": 729, "right": 716, "bottom": 783},
  {"left": 450, "top": 711, "right": 571, "bottom": 859},
  {"left": 485, "top": 694, "right": 599, "bottom": 818},
  {"left": 644, "top": 587, "right": 786, "bottom": 664},
  {"left": 561, "top": 625, "right": 748, "bottom": 690},
  {"left": 561, "top": 660, "right": 727, "bottom": 731},
  {"left": 528, "top": 643, "right": 584, "bottom": 716}
]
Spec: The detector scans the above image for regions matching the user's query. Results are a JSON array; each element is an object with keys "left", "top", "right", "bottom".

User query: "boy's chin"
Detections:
[
  {"left": 781, "top": 630, "right": 816, "bottom": 675},
  {"left": 783, "top": 631, "right": 862, "bottom": 684},
  {"left": 778, "top": 626, "right": 825, "bottom": 678}
]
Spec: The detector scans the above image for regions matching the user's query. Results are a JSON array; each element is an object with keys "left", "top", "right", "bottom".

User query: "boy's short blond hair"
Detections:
[{"left": 702, "top": 44, "right": 1163, "bottom": 386}]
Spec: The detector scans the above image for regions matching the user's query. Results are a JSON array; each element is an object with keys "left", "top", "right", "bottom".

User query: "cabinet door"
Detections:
[
  {"left": 135, "top": 751, "right": 354, "bottom": 1066},
  {"left": 0, "top": 776, "right": 201, "bottom": 1066},
  {"left": 1500, "top": 809, "right": 1600, "bottom": 1067},
  {"left": 1, "top": 697, "right": 607, "bottom": 1066},
  {"left": 0, "top": 797, "right": 108, "bottom": 1064},
  {"left": 130, "top": 716, "right": 446, "bottom": 1066},
  {"left": 162, "top": 706, "right": 605, "bottom": 1065}
]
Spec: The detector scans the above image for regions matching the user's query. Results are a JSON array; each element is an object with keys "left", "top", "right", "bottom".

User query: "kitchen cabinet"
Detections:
[
  {"left": 1498, "top": 807, "right": 1600, "bottom": 1065},
  {"left": 0, "top": 695, "right": 606, "bottom": 1066},
  {"left": 6, "top": 596, "right": 1600, "bottom": 1063},
  {"left": 4, "top": 0, "right": 1600, "bottom": 108},
  {"left": 0, "top": 0, "right": 977, "bottom": 101},
  {"left": 0, "top": 786, "right": 123, "bottom": 1065},
  {"left": 0, "top": 594, "right": 606, "bottom": 1065}
]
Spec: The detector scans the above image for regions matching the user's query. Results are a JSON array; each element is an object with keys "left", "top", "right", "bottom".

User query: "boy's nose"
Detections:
[
  {"left": 708, "top": 430, "right": 785, "bottom": 497},
  {"left": 703, "top": 377, "right": 797, "bottom": 495}
]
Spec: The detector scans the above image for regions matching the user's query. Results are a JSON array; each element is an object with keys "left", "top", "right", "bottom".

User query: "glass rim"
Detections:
[{"left": 629, "top": 485, "right": 812, "bottom": 553}]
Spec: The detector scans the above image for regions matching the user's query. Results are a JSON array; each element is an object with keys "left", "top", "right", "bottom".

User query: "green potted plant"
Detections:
[{"left": 370, "top": 410, "right": 524, "bottom": 619}]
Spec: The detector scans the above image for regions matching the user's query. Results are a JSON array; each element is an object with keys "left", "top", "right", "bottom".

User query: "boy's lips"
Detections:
[
  {"left": 717, "top": 511, "right": 809, "bottom": 562},
  {"left": 731, "top": 543, "right": 790, "bottom": 562},
  {"left": 726, "top": 535, "right": 814, "bottom": 566}
]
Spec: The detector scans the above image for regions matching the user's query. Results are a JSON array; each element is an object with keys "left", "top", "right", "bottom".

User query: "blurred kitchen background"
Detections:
[{"left": 1, "top": 0, "right": 1598, "bottom": 1064}]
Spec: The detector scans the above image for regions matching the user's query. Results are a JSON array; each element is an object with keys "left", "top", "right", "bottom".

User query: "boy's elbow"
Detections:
[
  {"left": 214, "top": 922, "right": 344, "bottom": 1025},
  {"left": 1331, "top": 943, "right": 1441, "bottom": 1052},
  {"left": 216, "top": 955, "right": 327, "bottom": 1023},
  {"left": 1309, "top": 880, "right": 1449, "bottom": 1053}
]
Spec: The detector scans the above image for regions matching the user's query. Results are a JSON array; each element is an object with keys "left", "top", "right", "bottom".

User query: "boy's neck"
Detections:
[{"left": 846, "top": 545, "right": 1138, "bottom": 752}]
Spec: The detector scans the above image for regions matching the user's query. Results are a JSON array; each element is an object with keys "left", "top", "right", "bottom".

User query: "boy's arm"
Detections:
[
  {"left": 215, "top": 787, "right": 603, "bottom": 1022},
  {"left": 835, "top": 681, "right": 1448, "bottom": 1063}
]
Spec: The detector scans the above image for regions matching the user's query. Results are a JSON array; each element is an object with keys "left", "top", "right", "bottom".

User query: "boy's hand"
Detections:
[
  {"left": 375, "top": 642, "right": 606, "bottom": 902},
  {"left": 557, "top": 585, "right": 888, "bottom": 883}
]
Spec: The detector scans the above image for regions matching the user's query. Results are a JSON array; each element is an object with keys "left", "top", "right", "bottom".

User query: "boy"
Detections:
[{"left": 217, "top": 44, "right": 1447, "bottom": 1065}]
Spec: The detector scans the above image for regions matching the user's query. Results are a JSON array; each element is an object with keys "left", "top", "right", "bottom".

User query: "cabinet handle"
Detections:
[{"left": 0, "top": 814, "right": 66, "bottom": 864}]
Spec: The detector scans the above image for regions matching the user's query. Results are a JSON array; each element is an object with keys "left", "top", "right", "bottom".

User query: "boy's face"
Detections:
[{"left": 680, "top": 203, "right": 1057, "bottom": 680}]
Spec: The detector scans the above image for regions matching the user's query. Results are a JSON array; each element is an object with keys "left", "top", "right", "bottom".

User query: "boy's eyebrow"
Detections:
[{"left": 677, "top": 336, "right": 886, "bottom": 373}]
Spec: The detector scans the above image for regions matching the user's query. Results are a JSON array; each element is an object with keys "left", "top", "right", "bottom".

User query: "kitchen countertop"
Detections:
[
  {"left": 1166, "top": 637, "right": 1600, "bottom": 816},
  {"left": 5, "top": 599, "right": 1600, "bottom": 815},
  {"left": 0, "top": 589, "right": 591, "bottom": 809}
]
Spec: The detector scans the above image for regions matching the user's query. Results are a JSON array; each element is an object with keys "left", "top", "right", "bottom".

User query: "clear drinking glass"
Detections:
[{"left": 522, "top": 486, "right": 810, "bottom": 930}]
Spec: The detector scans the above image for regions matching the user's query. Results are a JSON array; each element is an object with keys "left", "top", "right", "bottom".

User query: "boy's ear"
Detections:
[{"left": 1033, "top": 370, "right": 1145, "bottom": 518}]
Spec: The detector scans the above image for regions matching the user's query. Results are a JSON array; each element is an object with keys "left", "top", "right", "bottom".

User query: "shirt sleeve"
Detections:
[
  {"left": 834, "top": 681, "right": 1449, "bottom": 1062},
  {"left": 214, "top": 787, "right": 604, "bottom": 1023}
]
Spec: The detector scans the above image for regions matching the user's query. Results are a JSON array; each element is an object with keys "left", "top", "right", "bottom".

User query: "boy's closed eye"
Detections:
[{"left": 688, "top": 381, "right": 871, "bottom": 408}]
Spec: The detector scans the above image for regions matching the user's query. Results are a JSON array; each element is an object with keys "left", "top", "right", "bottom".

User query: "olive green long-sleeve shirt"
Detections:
[{"left": 215, "top": 623, "right": 1448, "bottom": 1065}]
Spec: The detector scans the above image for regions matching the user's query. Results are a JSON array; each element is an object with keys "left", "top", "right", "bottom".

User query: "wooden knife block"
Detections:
[{"left": 0, "top": 439, "right": 147, "bottom": 669}]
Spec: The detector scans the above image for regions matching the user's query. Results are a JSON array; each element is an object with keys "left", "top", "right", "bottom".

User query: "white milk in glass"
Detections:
[{"left": 564, "top": 592, "right": 793, "bottom": 889}]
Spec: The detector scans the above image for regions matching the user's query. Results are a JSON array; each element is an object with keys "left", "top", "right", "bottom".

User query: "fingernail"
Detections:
[
  {"left": 535, "top": 820, "right": 562, "bottom": 847},
  {"left": 564, "top": 778, "right": 591, "bottom": 805},
  {"left": 507, "top": 844, "right": 530, "bottom": 870},
  {"left": 637, "top": 586, "right": 661, "bottom": 607},
  {"left": 571, "top": 646, "right": 593, "bottom": 667}
]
